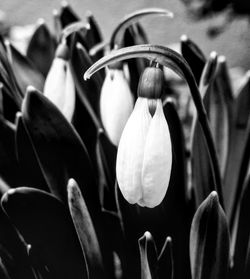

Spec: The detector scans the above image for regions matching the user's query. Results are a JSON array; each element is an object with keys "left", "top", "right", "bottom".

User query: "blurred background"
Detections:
[{"left": 0, "top": 0, "right": 250, "bottom": 70}]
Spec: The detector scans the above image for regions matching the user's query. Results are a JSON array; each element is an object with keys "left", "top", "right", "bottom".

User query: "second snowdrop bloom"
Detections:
[
  {"left": 116, "top": 66, "right": 172, "bottom": 208},
  {"left": 100, "top": 66, "right": 134, "bottom": 146},
  {"left": 44, "top": 43, "right": 75, "bottom": 122}
]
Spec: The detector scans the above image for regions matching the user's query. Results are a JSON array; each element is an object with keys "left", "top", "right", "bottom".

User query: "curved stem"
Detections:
[
  {"left": 109, "top": 8, "right": 173, "bottom": 49},
  {"left": 84, "top": 44, "right": 224, "bottom": 209},
  {"left": 60, "top": 21, "right": 89, "bottom": 43}
]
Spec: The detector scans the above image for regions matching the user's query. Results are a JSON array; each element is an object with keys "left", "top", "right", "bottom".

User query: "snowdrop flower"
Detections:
[
  {"left": 100, "top": 66, "right": 134, "bottom": 146},
  {"left": 44, "top": 43, "right": 75, "bottom": 122},
  {"left": 116, "top": 66, "right": 172, "bottom": 208}
]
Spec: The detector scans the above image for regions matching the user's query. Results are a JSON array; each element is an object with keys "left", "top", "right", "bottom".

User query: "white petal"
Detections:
[
  {"left": 116, "top": 97, "right": 151, "bottom": 204},
  {"left": 141, "top": 99, "right": 172, "bottom": 208},
  {"left": 44, "top": 58, "right": 66, "bottom": 112},
  {"left": 100, "top": 69, "right": 134, "bottom": 146},
  {"left": 62, "top": 64, "right": 75, "bottom": 122}
]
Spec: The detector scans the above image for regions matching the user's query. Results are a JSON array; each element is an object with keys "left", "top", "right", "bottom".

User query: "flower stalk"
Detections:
[{"left": 84, "top": 44, "right": 224, "bottom": 209}]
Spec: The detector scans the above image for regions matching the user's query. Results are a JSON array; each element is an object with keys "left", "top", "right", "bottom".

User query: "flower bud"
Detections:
[
  {"left": 100, "top": 68, "right": 134, "bottom": 146},
  {"left": 137, "top": 66, "right": 164, "bottom": 99},
  {"left": 116, "top": 97, "right": 172, "bottom": 208},
  {"left": 43, "top": 43, "right": 75, "bottom": 122}
]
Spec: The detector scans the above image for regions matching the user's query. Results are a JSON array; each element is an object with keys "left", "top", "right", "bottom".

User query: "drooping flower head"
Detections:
[{"left": 116, "top": 64, "right": 172, "bottom": 208}]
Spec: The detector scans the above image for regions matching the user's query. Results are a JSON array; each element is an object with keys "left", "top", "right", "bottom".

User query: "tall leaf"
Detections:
[
  {"left": 9, "top": 43, "right": 45, "bottom": 93},
  {"left": 180, "top": 35, "right": 206, "bottom": 84},
  {"left": 190, "top": 191, "right": 230, "bottom": 279},
  {"left": 224, "top": 71, "right": 250, "bottom": 223},
  {"left": 21, "top": 87, "right": 100, "bottom": 219},
  {"left": 231, "top": 172, "right": 250, "bottom": 278},
  {"left": 15, "top": 113, "right": 48, "bottom": 191},
  {"left": 139, "top": 231, "right": 158, "bottom": 279},
  {"left": 158, "top": 236, "right": 174, "bottom": 279},
  {"left": 67, "top": 178, "right": 105, "bottom": 279},
  {"left": 26, "top": 20, "right": 56, "bottom": 77},
  {"left": 190, "top": 52, "right": 218, "bottom": 207}
]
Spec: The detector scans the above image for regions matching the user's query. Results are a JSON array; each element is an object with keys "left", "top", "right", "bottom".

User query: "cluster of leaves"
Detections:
[{"left": 0, "top": 2, "right": 249, "bottom": 279}]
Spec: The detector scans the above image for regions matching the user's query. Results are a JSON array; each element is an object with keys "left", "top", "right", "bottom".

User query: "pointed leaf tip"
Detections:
[{"left": 190, "top": 190, "right": 229, "bottom": 279}]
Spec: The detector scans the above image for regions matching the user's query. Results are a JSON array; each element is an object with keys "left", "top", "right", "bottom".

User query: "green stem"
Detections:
[{"left": 109, "top": 8, "right": 173, "bottom": 49}]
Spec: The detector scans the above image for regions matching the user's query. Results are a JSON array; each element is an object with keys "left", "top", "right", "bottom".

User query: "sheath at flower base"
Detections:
[
  {"left": 116, "top": 66, "right": 172, "bottom": 208},
  {"left": 100, "top": 67, "right": 134, "bottom": 146},
  {"left": 43, "top": 43, "right": 75, "bottom": 122}
]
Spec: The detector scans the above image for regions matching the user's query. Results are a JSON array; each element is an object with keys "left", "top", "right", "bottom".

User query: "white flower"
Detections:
[
  {"left": 43, "top": 57, "right": 75, "bottom": 122},
  {"left": 100, "top": 68, "right": 134, "bottom": 146},
  {"left": 116, "top": 97, "right": 172, "bottom": 208}
]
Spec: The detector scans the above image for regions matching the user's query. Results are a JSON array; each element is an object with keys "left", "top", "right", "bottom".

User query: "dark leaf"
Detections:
[
  {"left": 9, "top": 42, "right": 45, "bottom": 93},
  {"left": 123, "top": 24, "right": 147, "bottom": 98},
  {"left": 190, "top": 52, "right": 219, "bottom": 207},
  {"left": 59, "top": 2, "right": 80, "bottom": 28},
  {"left": 231, "top": 172, "right": 250, "bottom": 278},
  {"left": 101, "top": 208, "right": 130, "bottom": 278},
  {"left": 1, "top": 187, "right": 88, "bottom": 279},
  {"left": 70, "top": 38, "right": 103, "bottom": 117},
  {"left": 0, "top": 116, "right": 26, "bottom": 188},
  {"left": 180, "top": 35, "right": 206, "bottom": 84},
  {"left": 21, "top": 87, "right": 100, "bottom": 219},
  {"left": 95, "top": 129, "right": 117, "bottom": 211},
  {"left": 211, "top": 57, "right": 233, "bottom": 177},
  {"left": 85, "top": 11, "right": 104, "bottom": 62},
  {"left": 15, "top": 113, "right": 48, "bottom": 191},
  {"left": 190, "top": 191, "right": 230, "bottom": 279},
  {"left": 0, "top": 205, "right": 35, "bottom": 279},
  {"left": 0, "top": 258, "right": 11, "bottom": 279},
  {"left": 224, "top": 71, "right": 250, "bottom": 224},
  {"left": 0, "top": 37, "right": 23, "bottom": 109},
  {"left": 191, "top": 122, "right": 214, "bottom": 206},
  {"left": 70, "top": 38, "right": 103, "bottom": 188},
  {"left": 26, "top": 20, "right": 56, "bottom": 77}
]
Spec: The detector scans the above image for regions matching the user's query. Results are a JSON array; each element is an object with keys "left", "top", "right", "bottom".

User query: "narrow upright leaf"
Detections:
[
  {"left": 85, "top": 11, "right": 104, "bottom": 62},
  {"left": 70, "top": 39, "right": 103, "bottom": 117},
  {"left": 231, "top": 172, "right": 250, "bottom": 278},
  {"left": 224, "top": 71, "right": 250, "bottom": 222},
  {"left": 67, "top": 178, "right": 105, "bottom": 279},
  {"left": 139, "top": 231, "right": 158, "bottom": 279},
  {"left": 190, "top": 52, "right": 219, "bottom": 207},
  {"left": 180, "top": 35, "right": 206, "bottom": 84},
  {"left": 190, "top": 191, "right": 230, "bottom": 279},
  {"left": 123, "top": 24, "right": 147, "bottom": 97},
  {"left": 158, "top": 236, "right": 174, "bottom": 279}
]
